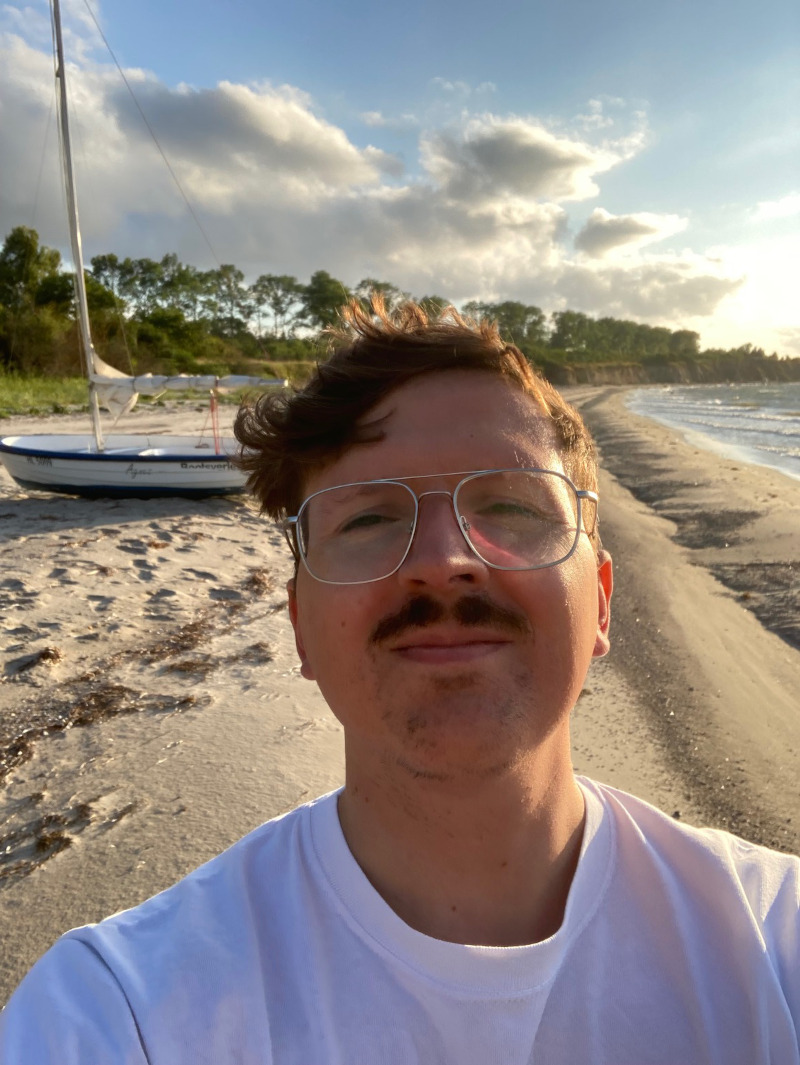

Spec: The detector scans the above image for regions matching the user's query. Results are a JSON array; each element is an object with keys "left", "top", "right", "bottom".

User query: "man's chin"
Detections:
[{"left": 387, "top": 705, "right": 532, "bottom": 783}]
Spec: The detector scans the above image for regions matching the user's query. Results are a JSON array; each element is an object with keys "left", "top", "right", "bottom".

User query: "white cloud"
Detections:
[
  {"left": 0, "top": 11, "right": 763, "bottom": 344},
  {"left": 575, "top": 99, "right": 615, "bottom": 131},
  {"left": 420, "top": 115, "right": 624, "bottom": 204},
  {"left": 575, "top": 208, "right": 688, "bottom": 257},
  {"left": 751, "top": 192, "right": 800, "bottom": 222},
  {"left": 554, "top": 257, "right": 743, "bottom": 321},
  {"left": 0, "top": 32, "right": 393, "bottom": 243},
  {"left": 360, "top": 109, "right": 418, "bottom": 131},
  {"left": 776, "top": 327, "right": 800, "bottom": 357},
  {"left": 430, "top": 76, "right": 471, "bottom": 96},
  {"left": 698, "top": 235, "right": 800, "bottom": 353},
  {"left": 428, "top": 78, "right": 496, "bottom": 102}
]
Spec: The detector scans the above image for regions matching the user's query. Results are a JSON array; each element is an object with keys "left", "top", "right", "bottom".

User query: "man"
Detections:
[{"left": 2, "top": 299, "right": 798, "bottom": 1062}]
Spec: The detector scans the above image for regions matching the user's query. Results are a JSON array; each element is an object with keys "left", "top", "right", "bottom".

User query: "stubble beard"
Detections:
[
  {"left": 372, "top": 657, "right": 543, "bottom": 783},
  {"left": 363, "top": 592, "right": 562, "bottom": 782}
]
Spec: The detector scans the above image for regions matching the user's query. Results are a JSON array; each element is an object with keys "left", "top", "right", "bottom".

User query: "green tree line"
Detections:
[{"left": 2, "top": 225, "right": 798, "bottom": 385}]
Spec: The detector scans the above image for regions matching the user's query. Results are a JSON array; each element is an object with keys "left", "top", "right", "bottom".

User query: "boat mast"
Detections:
[{"left": 52, "top": 0, "right": 104, "bottom": 451}]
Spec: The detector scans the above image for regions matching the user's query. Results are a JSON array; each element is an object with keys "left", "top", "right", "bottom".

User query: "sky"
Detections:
[{"left": 1, "top": 0, "right": 798, "bottom": 353}]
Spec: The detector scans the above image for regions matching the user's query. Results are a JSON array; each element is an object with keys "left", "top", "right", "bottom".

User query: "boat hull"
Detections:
[{"left": 0, "top": 434, "right": 250, "bottom": 498}]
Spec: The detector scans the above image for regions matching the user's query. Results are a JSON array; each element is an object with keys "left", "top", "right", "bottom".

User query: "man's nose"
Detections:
[{"left": 398, "top": 492, "right": 487, "bottom": 587}]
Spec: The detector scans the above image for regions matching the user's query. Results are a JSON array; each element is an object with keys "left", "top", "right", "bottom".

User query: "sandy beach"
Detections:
[{"left": 1, "top": 388, "right": 798, "bottom": 1004}]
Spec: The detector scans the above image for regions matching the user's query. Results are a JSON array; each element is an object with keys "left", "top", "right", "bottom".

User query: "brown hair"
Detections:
[{"left": 235, "top": 297, "right": 599, "bottom": 540}]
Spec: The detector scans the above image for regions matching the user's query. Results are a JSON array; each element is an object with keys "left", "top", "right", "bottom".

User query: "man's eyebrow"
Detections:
[{"left": 314, "top": 482, "right": 392, "bottom": 505}]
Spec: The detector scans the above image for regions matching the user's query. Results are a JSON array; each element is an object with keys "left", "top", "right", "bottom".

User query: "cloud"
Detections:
[
  {"left": 0, "top": 32, "right": 394, "bottom": 243},
  {"left": 575, "top": 208, "right": 688, "bottom": 257},
  {"left": 698, "top": 235, "right": 799, "bottom": 353},
  {"left": 420, "top": 115, "right": 625, "bottom": 204},
  {"left": 108, "top": 78, "right": 392, "bottom": 190},
  {"left": 554, "top": 258, "right": 744, "bottom": 321},
  {"left": 429, "top": 78, "right": 496, "bottom": 100},
  {"left": 0, "top": 11, "right": 748, "bottom": 339},
  {"left": 575, "top": 99, "right": 615, "bottom": 131},
  {"left": 360, "top": 110, "right": 418, "bottom": 131},
  {"left": 751, "top": 192, "right": 800, "bottom": 222},
  {"left": 430, "top": 76, "right": 471, "bottom": 96},
  {"left": 777, "top": 327, "right": 800, "bottom": 357}
]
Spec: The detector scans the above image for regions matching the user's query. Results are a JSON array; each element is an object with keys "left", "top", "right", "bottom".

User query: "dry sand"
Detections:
[{"left": 1, "top": 390, "right": 798, "bottom": 1004}]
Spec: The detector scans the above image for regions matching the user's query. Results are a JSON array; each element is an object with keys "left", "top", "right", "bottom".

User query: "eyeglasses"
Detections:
[{"left": 284, "top": 468, "right": 598, "bottom": 585}]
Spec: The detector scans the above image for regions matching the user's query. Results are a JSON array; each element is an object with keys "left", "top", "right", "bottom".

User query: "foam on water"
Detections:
[{"left": 626, "top": 382, "right": 800, "bottom": 482}]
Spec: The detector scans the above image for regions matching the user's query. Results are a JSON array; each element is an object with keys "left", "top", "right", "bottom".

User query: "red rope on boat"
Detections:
[{"left": 210, "top": 391, "right": 221, "bottom": 454}]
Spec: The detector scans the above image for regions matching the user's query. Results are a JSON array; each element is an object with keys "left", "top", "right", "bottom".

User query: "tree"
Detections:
[
  {"left": 34, "top": 273, "right": 75, "bottom": 313},
  {"left": 669, "top": 330, "right": 700, "bottom": 359},
  {"left": 417, "top": 294, "right": 450, "bottom": 318},
  {"left": 461, "top": 299, "right": 489, "bottom": 319},
  {"left": 250, "top": 274, "right": 304, "bottom": 336},
  {"left": 0, "top": 226, "right": 61, "bottom": 312},
  {"left": 0, "top": 227, "right": 71, "bottom": 372},
  {"left": 354, "top": 278, "right": 408, "bottom": 314},
  {"left": 465, "top": 300, "right": 547, "bottom": 349},
  {"left": 119, "top": 257, "right": 164, "bottom": 316},
  {"left": 301, "top": 270, "right": 351, "bottom": 331},
  {"left": 157, "top": 254, "right": 208, "bottom": 320},
  {"left": 91, "top": 253, "right": 124, "bottom": 298},
  {"left": 204, "top": 264, "right": 253, "bottom": 336},
  {"left": 549, "top": 310, "right": 593, "bottom": 354}
]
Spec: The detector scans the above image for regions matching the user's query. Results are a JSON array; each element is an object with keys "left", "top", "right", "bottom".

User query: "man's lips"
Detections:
[{"left": 390, "top": 630, "right": 512, "bottom": 663}]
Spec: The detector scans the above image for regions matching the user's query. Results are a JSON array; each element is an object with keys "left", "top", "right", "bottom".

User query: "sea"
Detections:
[{"left": 626, "top": 382, "right": 800, "bottom": 483}]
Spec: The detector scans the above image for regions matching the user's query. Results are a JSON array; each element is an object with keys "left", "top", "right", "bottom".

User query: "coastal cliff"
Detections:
[{"left": 538, "top": 356, "right": 800, "bottom": 386}]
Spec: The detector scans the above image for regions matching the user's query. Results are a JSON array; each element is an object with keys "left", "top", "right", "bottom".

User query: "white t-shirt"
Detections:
[{"left": 2, "top": 778, "right": 799, "bottom": 1064}]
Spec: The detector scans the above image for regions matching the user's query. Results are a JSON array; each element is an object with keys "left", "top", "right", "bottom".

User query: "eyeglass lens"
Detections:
[{"left": 298, "top": 471, "right": 581, "bottom": 584}]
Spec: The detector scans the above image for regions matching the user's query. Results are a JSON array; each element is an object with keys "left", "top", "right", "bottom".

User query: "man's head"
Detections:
[
  {"left": 235, "top": 297, "right": 600, "bottom": 543},
  {"left": 235, "top": 299, "right": 611, "bottom": 784}
]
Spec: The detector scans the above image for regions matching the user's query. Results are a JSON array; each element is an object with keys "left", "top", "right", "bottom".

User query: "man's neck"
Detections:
[{"left": 336, "top": 745, "right": 585, "bottom": 947}]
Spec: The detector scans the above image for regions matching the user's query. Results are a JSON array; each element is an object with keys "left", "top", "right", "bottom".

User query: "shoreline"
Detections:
[
  {"left": 1, "top": 393, "right": 799, "bottom": 1004},
  {"left": 570, "top": 386, "right": 799, "bottom": 849},
  {"left": 623, "top": 382, "right": 800, "bottom": 485},
  {"left": 569, "top": 386, "right": 798, "bottom": 652}
]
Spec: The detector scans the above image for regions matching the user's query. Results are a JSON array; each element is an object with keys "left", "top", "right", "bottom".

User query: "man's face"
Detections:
[{"left": 288, "top": 371, "right": 612, "bottom": 782}]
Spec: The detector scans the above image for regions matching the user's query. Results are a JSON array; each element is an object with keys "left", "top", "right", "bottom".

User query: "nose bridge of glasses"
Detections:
[
  {"left": 407, "top": 485, "right": 478, "bottom": 560},
  {"left": 413, "top": 486, "right": 462, "bottom": 527},
  {"left": 415, "top": 486, "right": 456, "bottom": 504}
]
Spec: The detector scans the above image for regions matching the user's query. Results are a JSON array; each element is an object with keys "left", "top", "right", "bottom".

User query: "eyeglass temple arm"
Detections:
[
  {"left": 282, "top": 515, "right": 300, "bottom": 562},
  {"left": 576, "top": 489, "right": 599, "bottom": 537}
]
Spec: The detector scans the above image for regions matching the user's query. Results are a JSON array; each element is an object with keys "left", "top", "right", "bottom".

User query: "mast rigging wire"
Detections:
[{"left": 79, "top": 0, "right": 222, "bottom": 269}]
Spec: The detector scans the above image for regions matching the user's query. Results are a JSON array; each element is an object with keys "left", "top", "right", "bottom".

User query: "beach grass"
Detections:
[
  {"left": 0, "top": 369, "right": 306, "bottom": 419},
  {"left": 0, "top": 375, "right": 89, "bottom": 418}
]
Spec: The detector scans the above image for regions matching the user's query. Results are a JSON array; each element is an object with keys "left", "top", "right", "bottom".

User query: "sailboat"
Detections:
[{"left": 0, "top": 0, "right": 284, "bottom": 499}]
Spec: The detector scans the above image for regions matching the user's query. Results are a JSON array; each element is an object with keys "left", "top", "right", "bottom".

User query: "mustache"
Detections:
[{"left": 370, "top": 594, "right": 530, "bottom": 645}]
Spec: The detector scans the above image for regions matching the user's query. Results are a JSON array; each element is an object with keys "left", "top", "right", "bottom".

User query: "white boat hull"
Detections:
[{"left": 0, "top": 434, "right": 249, "bottom": 498}]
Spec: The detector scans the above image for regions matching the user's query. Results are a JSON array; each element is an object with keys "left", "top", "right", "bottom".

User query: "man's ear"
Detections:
[
  {"left": 287, "top": 577, "right": 315, "bottom": 681},
  {"left": 592, "top": 551, "right": 613, "bottom": 659}
]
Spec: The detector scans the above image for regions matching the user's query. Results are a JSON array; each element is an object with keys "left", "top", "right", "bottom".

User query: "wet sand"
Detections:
[
  {"left": 1, "top": 391, "right": 799, "bottom": 1004},
  {"left": 570, "top": 386, "right": 799, "bottom": 848}
]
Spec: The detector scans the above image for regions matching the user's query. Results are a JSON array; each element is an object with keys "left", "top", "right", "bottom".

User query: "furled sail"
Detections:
[{"left": 90, "top": 361, "right": 288, "bottom": 419}]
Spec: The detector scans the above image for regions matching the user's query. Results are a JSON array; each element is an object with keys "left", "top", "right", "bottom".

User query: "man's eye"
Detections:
[
  {"left": 339, "top": 511, "right": 396, "bottom": 533},
  {"left": 479, "top": 500, "right": 545, "bottom": 519}
]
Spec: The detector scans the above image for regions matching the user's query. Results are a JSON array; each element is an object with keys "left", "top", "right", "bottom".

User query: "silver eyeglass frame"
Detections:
[{"left": 283, "top": 468, "right": 599, "bottom": 586}]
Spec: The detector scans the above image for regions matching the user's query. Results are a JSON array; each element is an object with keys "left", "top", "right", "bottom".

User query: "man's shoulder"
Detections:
[
  {"left": 1, "top": 791, "right": 344, "bottom": 1060},
  {"left": 64, "top": 788, "right": 340, "bottom": 961},
  {"left": 581, "top": 777, "right": 800, "bottom": 923}
]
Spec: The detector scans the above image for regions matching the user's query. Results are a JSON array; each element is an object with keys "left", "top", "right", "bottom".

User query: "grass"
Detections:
[
  {"left": 0, "top": 366, "right": 311, "bottom": 419},
  {"left": 0, "top": 375, "right": 89, "bottom": 418}
]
